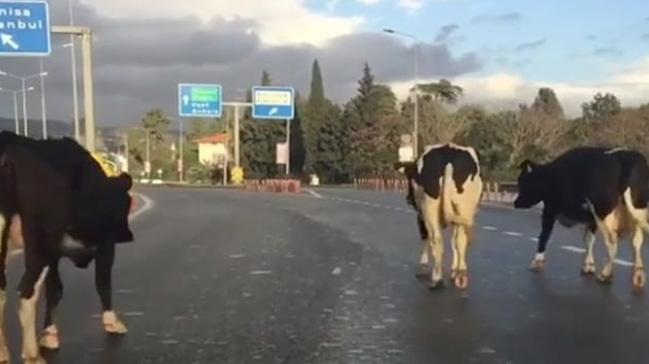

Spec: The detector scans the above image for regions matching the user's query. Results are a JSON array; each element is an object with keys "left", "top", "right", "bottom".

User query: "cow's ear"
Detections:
[
  {"left": 519, "top": 159, "right": 536, "bottom": 173},
  {"left": 112, "top": 172, "right": 133, "bottom": 191}
]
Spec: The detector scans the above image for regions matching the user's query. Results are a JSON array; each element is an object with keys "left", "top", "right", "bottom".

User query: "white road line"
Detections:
[
  {"left": 529, "top": 237, "right": 539, "bottom": 242},
  {"left": 482, "top": 226, "right": 498, "bottom": 231},
  {"left": 561, "top": 245, "right": 634, "bottom": 267},
  {"left": 503, "top": 231, "right": 523, "bottom": 237},
  {"left": 306, "top": 189, "right": 324, "bottom": 198},
  {"left": 250, "top": 270, "right": 273, "bottom": 275},
  {"left": 130, "top": 192, "right": 154, "bottom": 221}
]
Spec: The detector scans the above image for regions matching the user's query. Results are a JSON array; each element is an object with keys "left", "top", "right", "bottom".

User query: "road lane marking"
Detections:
[
  {"left": 332, "top": 267, "right": 342, "bottom": 275},
  {"left": 561, "top": 245, "right": 634, "bottom": 267},
  {"left": 529, "top": 237, "right": 539, "bottom": 242},
  {"left": 250, "top": 270, "right": 273, "bottom": 275},
  {"left": 482, "top": 226, "right": 498, "bottom": 231},
  {"left": 503, "top": 231, "right": 523, "bottom": 237}
]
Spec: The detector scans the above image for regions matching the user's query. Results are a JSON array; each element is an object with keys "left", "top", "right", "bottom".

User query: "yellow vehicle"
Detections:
[{"left": 91, "top": 152, "right": 122, "bottom": 177}]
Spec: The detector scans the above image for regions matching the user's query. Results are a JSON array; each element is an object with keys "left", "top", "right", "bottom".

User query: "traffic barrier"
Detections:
[
  {"left": 353, "top": 178, "right": 518, "bottom": 203},
  {"left": 244, "top": 179, "right": 302, "bottom": 194}
]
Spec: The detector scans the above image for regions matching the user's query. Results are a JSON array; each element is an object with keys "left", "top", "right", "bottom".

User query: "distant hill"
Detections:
[{"left": 0, "top": 117, "right": 73, "bottom": 138}]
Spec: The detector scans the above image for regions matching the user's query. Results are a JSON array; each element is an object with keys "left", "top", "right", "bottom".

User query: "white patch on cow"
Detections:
[
  {"left": 103, "top": 310, "right": 128, "bottom": 334},
  {"left": 61, "top": 234, "right": 84, "bottom": 251},
  {"left": 19, "top": 266, "right": 49, "bottom": 362},
  {"left": 0, "top": 289, "right": 7, "bottom": 363},
  {"left": 582, "top": 228, "right": 597, "bottom": 273},
  {"left": 605, "top": 147, "right": 626, "bottom": 154}
]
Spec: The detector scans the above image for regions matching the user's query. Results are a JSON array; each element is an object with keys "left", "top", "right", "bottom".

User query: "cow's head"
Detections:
[
  {"left": 70, "top": 172, "right": 134, "bottom": 249},
  {"left": 513, "top": 159, "right": 546, "bottom": 209}
]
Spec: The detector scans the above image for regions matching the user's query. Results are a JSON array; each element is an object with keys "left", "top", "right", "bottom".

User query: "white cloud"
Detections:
[
  {"left": 398, "top": 0, "right": 426, "bottom": 11},
  {"left": 356, "top": 0, "right": 383, "bottom": 4},
  {"left": 389, "top": 57, "right": 649, "bottom": 117},
  {"left": 79, "top": 0, "right": 364, "bottom": 46}
]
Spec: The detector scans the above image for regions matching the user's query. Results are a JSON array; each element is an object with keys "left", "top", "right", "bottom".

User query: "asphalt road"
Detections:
[{"left": 4, "top": 186, "right": 649, "bottom": 364}]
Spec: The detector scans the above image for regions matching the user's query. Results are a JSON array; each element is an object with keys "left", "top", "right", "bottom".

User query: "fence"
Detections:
[{"left": 353, "top": 178, "right": 518, "bottom": 203}]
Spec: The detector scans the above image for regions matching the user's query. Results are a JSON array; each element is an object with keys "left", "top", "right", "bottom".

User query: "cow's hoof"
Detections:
[
  {"left": 529, "top": 259, "right": 545, "bottom": 272},
  {"left": 454, "top": 271, "right": 469, "bottom": 289},
  {"left": 103, "top": 311, "right": 128, "bottom": 335},
  {"left": 596, "top": 273, "right": 613, "bottom": 284},
  {"left": 104, "top": 320, "right": 128, "bottom": 335},
  {"left": 450, "top": 269, "right": 458, "bottom": 280},
  {"left": 23, "top": 356, "right": 46, "bottom": 364},
  {"left": 429, "top": 280, "right": 445, "bottom": 290},
  {"left": 632, "top": 269, "right": 646, "bottom": 289},
  {"left": 581, "top": 263, "right": 596, "bottom": 276},
  {"left": 39, "top": 330, "right": 60, "bottom": 350},
  {"left": 415, "top": 265, "right": 429, "bottom": 278}
]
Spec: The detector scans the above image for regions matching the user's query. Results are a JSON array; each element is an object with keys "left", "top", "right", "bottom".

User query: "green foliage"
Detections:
[
  {"left": 417, "top": 79, "right": 463, "bottom": 104},
  {"left": 532, "top": 87, "right": 564, "bottom": 118},
  {"left": 581, "top": 92, "right": 621, "bottom": 121}
]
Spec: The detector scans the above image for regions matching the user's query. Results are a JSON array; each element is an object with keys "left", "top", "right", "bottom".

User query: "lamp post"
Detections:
[
  {"left": 0, "top": 70, "right": 48, "bottom": 137},
  {"left": 0, "top": 86, "right": 35, "bottom": 134},
  {"left": 65, "top": 0, "right": 81, "bottom": 142},
  {"left": 383, "top": 28, "right": 420, "bottom": 156}
]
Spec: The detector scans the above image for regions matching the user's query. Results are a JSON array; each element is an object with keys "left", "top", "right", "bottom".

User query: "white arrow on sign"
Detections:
[
  {"left": 269, "top": 107, "right": 278, "bottom": 116},
  {"left": 182, "top": 94, "right": 190, "bottom": 106},
  {"left": 0, "top": 33, "right": 20, "bottom": 50}
]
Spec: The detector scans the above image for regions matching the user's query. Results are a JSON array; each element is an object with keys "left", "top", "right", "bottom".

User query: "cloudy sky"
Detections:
[{"left": 0, "top": 0, "right": 648, "bottom": 126}]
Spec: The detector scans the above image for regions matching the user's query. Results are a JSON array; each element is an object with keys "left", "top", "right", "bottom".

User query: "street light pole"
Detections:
[
  {"left": 40, "top": 59, "right": 48, "bottom": 139},
  {"left": 1, "top": 87, "right": 35, "bottom": 135},
  {"left": 0, "top": 70, "right": 48, "bottom": 137},
  {"left": 67, "top": 0, "right": 80, "bottom": 142},
  {"left": 383, "top": 28, "right": 420, "bottom": 156},
  {"left": 22, "top": 78, "right": 28, "bottom": 137}
]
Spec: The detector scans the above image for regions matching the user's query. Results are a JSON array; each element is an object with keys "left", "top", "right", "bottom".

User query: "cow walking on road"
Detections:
[
  {"left": 397, "top": 143, "right": 483, "bottom": 289},
  {"left": 0, "top": 132, "right": 134, "bottom": 363},
  {"left": 514, "top": 147, "right": 649, "bottom": 289}
]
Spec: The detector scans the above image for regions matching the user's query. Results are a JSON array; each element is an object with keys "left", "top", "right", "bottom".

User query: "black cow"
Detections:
[
  {"left": 514, "top": 147, "right": 649, "bottom": 289},
  {"left": 0, "top": 132, "right": 134, "bottom": 363},
  {"left": 397, "top": 143, "right": 483, "bottom": 289}
]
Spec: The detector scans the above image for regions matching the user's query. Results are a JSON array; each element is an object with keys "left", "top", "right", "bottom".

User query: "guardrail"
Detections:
[
  {"left": 354, "top": 178, "right": 518, "bottom": 203},
  {"left": 244, "top": 179, "right": 302, "bottom": 193}
]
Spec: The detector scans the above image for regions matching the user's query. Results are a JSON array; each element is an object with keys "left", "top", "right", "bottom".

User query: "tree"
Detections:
[
  {"left": 303, "top": 59, "right": 346, "bottom": 181},
  {"left": 141, "top": 108, "right": 171, "bottom": 142},
  {"left": 581, "top": 92, "right": 621, "bottom": 121},
  {"left": 417, "top": 79, "right": 464, "bottom": 104},
  {"left": 531, "top": 87, "right": 564, "bottom": 119},
  {"left": 261, "top": 70, "right": 273, "bottom": 86}
]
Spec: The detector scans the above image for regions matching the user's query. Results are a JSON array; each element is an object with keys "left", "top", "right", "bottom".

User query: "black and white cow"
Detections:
[
  {"left": 514, "top": 147, "right": 649, "bottom": 289},
  {"left": 397, "top": 143, "right": 483, "bottom": 289},
  {"left": 0, "top": 132, "right": 134, "bottom": 363}
]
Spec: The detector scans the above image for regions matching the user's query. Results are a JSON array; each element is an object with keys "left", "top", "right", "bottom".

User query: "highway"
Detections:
[{"left": 5, "top": 186, "right": 649, "bottom": 363}]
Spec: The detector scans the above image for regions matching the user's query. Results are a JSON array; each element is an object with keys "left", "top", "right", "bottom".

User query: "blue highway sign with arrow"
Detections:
[{"left": 0, "top": 1, "right": 51, "bottom": 57}]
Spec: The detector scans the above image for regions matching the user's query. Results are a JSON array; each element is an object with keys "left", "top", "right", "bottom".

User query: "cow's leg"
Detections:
[
  {"left": 0, "top": 215, "right": 9, "bottom": 363},
  {"left": 18, "top": 258, "right": 49, "bottom": 364},
  {"left": 581, "top": 225, "right": 597, "bottom": 275},
  {"left": 531, "top": 208, "right": 557, "bottom": 271},
  {"left": 596, "top": 216, "right": 618, "bottom": 284},
  {"left": 450, "top": 226, "right": 460, "bottom": 280},
  {"left": 415, "top": 214, "right": 430, "bottom": 277},
  {"left": 96, "top": 243, "right": 127, "bottom": 334},
  {"left": 453, "top": 225, "right": 470, "bottom": 289},
  {"left": 631, "top": 226, "right": 646, "bottom": 289},
  {"left": 39, "top": 259, "right": 63, "bottom": 350}
]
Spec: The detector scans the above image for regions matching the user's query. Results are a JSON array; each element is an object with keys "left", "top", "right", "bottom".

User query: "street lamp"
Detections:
[
  {"left": 383, "top": 28, "right": 420, "bottom": 156},
  {"left": 0, "top": 86, "right": 35, "bottom": 135},
  {"left": 64, "top": 0, "right": 81, "bottom": 143},
  {"left": 0, "top": 70, "right": 49, "bottom": 138}
]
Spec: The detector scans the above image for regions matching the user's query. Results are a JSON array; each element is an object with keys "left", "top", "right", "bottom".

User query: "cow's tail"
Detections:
[{"left": 441, "top": 163, "right": 460, "bottom": 225}]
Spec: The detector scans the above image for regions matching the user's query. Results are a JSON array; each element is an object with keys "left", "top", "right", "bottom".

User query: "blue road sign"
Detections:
[
  {"left": 0, "top": 1, "right": 51, "bottom": 57},
  {"left": 252, "top": 86, "right": 295, "bottom": 120},
  {"left": 178, "top": 84, "right": 223, "bottom": 118}
]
